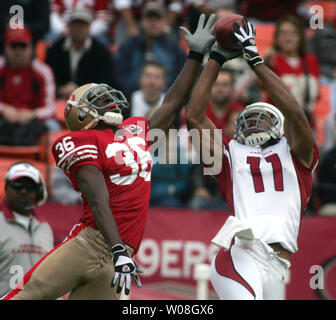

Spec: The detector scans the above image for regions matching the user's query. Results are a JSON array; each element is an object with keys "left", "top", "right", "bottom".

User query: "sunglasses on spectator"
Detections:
[
  {"left": 10, "top": 42, "right": 28, "bottom": 49},
  {"left": 144, "top": 12, "right": 163, "bottom": 19},
  {"left": 10, "top": 180, "right": 38, "bottom": 193}
]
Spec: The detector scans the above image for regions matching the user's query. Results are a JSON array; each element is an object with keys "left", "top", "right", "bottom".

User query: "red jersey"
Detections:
[
  {"left": 267, "top": 53, "right": 319, "bottom": 113},
  {"left": 0, "top": 57, "right": 56, "bottom": 120},
  {"left": 206, "top": 101, "right": 244, "bottom": 131},
  {"left": 51, "top": 117, "right": 152, "bottom": 253},
  {"left": 53, "top": 0, "right": 109, "bottom": 14}
]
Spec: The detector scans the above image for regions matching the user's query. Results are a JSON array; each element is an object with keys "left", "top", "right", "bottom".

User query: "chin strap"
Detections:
[
  {"left": 99, "top": 111, "right": 123, "bottom": 126},
  {"left": 81, "top": 109, "right": 124, "bottom": 130},
  {"left": 244, "top": 132, "right": 271, "bottom": 146}
]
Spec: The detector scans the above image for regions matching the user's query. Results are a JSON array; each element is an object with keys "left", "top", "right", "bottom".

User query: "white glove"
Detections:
[
  {"left": 111, "top": 244, "right": 142, "bottom": 295},
  {"left": 233, "top": 18, "right": 264, "bottom": 68},
  {"left": 180, "top": 13, "right": 216, "bottom": 56}
]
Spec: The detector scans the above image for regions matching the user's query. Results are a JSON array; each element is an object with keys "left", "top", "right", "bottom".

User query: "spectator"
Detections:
[
  {"left": 0, "top": 162, "right": 54, "bottom": 298},
  {"left": 114, "top": 1, "right": 186, "bottom": 99},
  {"left": 238, "top": 0, "right": 306, "bottom": 23},
  {"left": 113, "top": 0, "right": 187, "bottom": 46},
  {"left": 46, "top": 8, "right": 116, "bottom": 99},
  {"left": 49, "top": 0, "right": 113, "bottom": 44},
  {"left": 0, "top": 26, "right": 58, "bottom": 146},
  {"left": 205, "top": 69, "right": 244, "bottom": 131},
  {"left": 130, "top": 61, "right": 166, "bottom": 118},
  {"left": 0, "top": 0, "right": 50, "bottom": 54},
  {"left": 150, "top": 133, "right": 198, "bottom": 208},
  {"left": 50, "top": 166, "right": 81, "bottom": 204},
  {"left": 188, "top": 164, "right": 229, "bottom": 210},
  {"left": 265, "top": 15, "right": 319, "bottom": 129}
]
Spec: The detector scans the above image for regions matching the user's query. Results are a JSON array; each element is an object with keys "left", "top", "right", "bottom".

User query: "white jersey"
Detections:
[{"left": 216, "top": 136, "right": 319, "bottom": 253}]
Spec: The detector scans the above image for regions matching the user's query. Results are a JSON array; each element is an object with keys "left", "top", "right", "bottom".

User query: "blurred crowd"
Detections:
[{"left": 0, "top": 0, "right": 336, "bottom": 216}]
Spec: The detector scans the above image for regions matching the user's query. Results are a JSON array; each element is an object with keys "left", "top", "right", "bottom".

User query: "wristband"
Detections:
[
  {"left": 209, "top": 51, "right": 227, "bottom": 66},
  {"left": 188, "top": 50, "right": 204, "bottom": 63},
  {"left": 246, "top": 55, "right": 264, "bottom": 69},
  {"left": 111, "top": 243, "right": 126, "bottom": 254}
]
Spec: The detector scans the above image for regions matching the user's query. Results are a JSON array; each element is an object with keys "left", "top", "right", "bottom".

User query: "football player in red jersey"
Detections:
[
  {"left": 2, "top": 14, "right": 216, "bottom": 300},
  {"left": 186, "top": 19, "right": 319, "bottom": 299}
]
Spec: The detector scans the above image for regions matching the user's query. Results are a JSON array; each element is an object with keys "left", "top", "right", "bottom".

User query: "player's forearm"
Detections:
[
  {"left": 186, "top": 59, "right": 221, "bottom": 126},
  {"left": 76, "top": 166, "right": 123, "bottom": 248},
  {"left": 253, "top": 63, "right": 304, "bottom": 119},
  {"left": 148, "top": 58, "right": 201, "bottom": 132},
  {"left": 90, "top": 201, "right": 123, "bottom": 248},
  {"left": 253, "top": 63, "right": 314, "bottom": 166}
]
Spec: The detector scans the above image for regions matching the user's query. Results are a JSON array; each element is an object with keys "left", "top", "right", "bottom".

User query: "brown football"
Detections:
[{"left": 214, "top": 14, "right": 246, "bottom": 49}]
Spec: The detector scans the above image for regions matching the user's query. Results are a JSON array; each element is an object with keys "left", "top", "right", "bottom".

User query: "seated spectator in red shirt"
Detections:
[
  {"left": 265, "top": 15, "right": 319, "bottom": 130},
  {"left": 205, "top": 69, "right": 244, "bottom": 132},
  {"left": 0, "top": 26, "right": 58, "bottom": 145}
]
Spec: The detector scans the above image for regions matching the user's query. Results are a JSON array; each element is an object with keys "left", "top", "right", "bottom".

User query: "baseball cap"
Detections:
[
  {"left": 69, "top": 8, "right": 93, "bottom": 23},
  {"left": 4, "top": 26, "right": 32, "bottom": 45},
  {"left": 142, "top": 1, "right": 165, "bottom": 18},
  {"left": 5, "top": 163, "right": 41, "bottom": 184}
]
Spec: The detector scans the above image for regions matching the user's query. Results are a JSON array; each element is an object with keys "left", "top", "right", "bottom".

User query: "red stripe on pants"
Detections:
[{"left": 215, "top": 247, "right": 256, "bottom": 297}]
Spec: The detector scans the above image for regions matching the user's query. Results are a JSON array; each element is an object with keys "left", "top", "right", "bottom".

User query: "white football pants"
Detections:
[{"left": 210, "top": 238, "right": 291, "bottom": 300}]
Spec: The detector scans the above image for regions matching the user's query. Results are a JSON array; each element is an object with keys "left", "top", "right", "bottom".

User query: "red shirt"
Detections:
[
  {"left": 267, "top": 53, "right": 319, "bottom": 128},
  {"left": 206, "top": 101, "right": 244, "bottom": 131},
  {"left": 53, "top": 0, "right": 109, "bottom": 13},
  {"left": 267, "top": 53, "right": 319, "bottom": 109},
  {"left": 52, "top": 117, "right": 152, "bottom": 254},
  {"left": 271, "top": 52, "right": 319, "bottom": 79},
  {"left": 0, "top": 57, "right": 56, "bottom": 120}
]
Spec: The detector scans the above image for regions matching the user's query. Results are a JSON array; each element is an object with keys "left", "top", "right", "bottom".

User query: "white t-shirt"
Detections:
[
  {"left": 130, "top": 90, "right": 164, "bottom": 118},
  {"left": 13, "top": 212, "right": 32, "bottom": 231}
]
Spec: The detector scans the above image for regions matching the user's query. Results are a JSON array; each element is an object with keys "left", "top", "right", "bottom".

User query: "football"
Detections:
[{"left": 214, "top": 14, "right": 245, "bottom": 49}]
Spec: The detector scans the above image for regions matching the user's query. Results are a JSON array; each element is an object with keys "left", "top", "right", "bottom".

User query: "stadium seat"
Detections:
[
  {"left": 0, "top": 158, "right": 48, "bottom": 199},
  {"left": 0, "top": 133, "right": 48, "bottom": 162},
  {"left": 35, "top": 40, "right": 47, "bottom": 62},
  {"left": 313, "top": 85, "right": 332, "bottom": 145},
  {"left": 254, "top": 23, "right": 275, "bottom": 58},
  {"left": 56, "top": 100, "right": 67, "bottom": 128}
]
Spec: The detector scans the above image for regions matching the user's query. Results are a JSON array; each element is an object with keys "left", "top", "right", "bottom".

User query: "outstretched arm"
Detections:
[
  {"left": 253, "top": 64, "right": 314, "bottom": 167},
  {"left": 185, "top": 43, "right": 241, "bottom": 167},
  {"left": 185, "top": 59, "right": 221, "bottom": 158},
  {"left": 233, "top": 19, "right": 314, "bottom": 167},
  {"left": 148, "top": 14, "right": 216, "bottom": 133}
]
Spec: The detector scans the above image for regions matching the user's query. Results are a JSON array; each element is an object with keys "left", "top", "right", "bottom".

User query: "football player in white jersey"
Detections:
[{"left": 186, "top": 19, "right": 319, "bottom": 299}]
